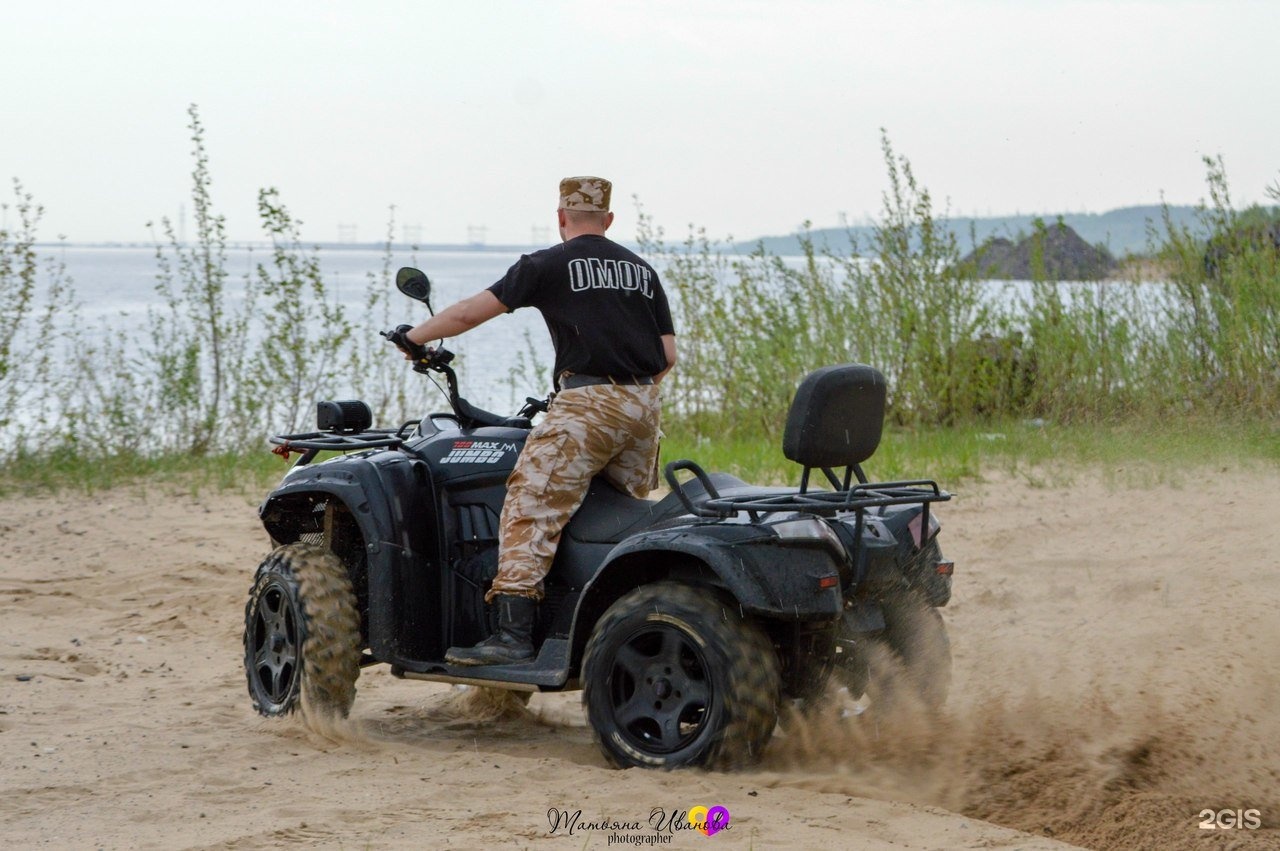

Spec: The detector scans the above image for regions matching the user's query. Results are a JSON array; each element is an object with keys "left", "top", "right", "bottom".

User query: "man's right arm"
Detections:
[{"left": 405, "top": 291, "right": 508, "bottom": 346}]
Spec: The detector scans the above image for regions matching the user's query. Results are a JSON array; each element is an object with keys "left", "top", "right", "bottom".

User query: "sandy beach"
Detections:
[{"left": 2, "top": 464, "right": 1277, "bottom": 850}]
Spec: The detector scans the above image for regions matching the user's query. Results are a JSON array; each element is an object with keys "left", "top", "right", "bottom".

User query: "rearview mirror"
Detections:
[{"left": 396, "top": 267, "right": 432, "bottom": 306}]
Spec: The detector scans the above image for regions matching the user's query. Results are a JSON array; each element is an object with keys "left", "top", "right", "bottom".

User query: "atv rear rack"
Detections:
[{"left": 664, "top": 459, "right": 950, "bottom": 522}]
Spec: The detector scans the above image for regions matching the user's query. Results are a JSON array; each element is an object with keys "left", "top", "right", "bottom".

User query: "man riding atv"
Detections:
[
  {"left": 247, "top": 183, "right": 954, "bottom": 771},
  {"left": 388, "top": 175, "right": 677, "bottom": 666}
]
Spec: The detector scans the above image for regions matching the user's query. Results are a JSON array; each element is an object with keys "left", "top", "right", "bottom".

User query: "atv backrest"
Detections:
[{"left": 782, "top": 364, "right": 886, "bottom": 469}]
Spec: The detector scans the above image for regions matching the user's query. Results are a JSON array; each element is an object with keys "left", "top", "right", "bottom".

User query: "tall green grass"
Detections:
[
  {"left": 0, "top": 180, "right": 77, "bottom": 453},
  {"left": 1156, "top": 158, "right": 1280, "bottom": 414},
  {"left": 650, "top": 136, "right": 1279, "bottom": 451},
  {"left": 2, "top": 112, "right": 1277, "bottom": 492},
  {"left": 3, "top": 105, "right": 439, "bottom": 469}
]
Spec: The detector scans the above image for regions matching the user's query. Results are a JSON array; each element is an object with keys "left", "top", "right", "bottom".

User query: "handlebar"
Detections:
[
  {"left": 380, "top": 327, "right": 454, "bottom": 374},
  {"left": 382, "top": 329, "right": 548, "bottom": 430}
]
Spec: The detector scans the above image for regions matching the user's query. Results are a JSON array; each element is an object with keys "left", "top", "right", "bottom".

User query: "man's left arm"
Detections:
[{"left": 655, "top": 334, "right": 677, "bottom": 383}]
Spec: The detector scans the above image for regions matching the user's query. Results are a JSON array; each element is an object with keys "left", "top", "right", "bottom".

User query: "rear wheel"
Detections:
[
  {"left": 244, "top": 544, "right": 361, "bottom": 718},
  {"left": 827, "top": 594, "right": 951, "bottom": 712},
  {"left": 880, "top": 595, "right": 952, "bottom": 709},
  {"left": 582, "top": 582, "right": 780, "bottom": 770}
]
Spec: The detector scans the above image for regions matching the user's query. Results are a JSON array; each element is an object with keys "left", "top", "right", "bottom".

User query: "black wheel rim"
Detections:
[
  {"left": 250, "top": 580, "right": 301, "bottom": 706},
  {"left": 606, "top": 622, "right": 713, "bottom": 755}
]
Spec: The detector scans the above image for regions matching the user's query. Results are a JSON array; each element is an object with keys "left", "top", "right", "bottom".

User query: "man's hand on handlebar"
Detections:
[
  {"left": 383, "top": 324, "right": 429, "bottom": 361},
  {"left": 382, "top": 327, "right": 457, "bottom": 375}
]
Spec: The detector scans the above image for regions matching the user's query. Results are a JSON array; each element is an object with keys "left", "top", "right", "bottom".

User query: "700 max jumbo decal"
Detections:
[{"left": 440, "top": 440, "right": 517, "bottom": 464}]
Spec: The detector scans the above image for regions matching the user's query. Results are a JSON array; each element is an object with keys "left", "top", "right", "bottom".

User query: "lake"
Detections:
[
  {"left": 37, "top": 244, "right": 555, "bottom": 415},
  {"left": 27, "top": 244, "right": 1163, "bottom": 424}
]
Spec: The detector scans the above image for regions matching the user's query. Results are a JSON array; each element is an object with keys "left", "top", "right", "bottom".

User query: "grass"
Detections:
[
  {"left": 662, "top": 415, "right": 1280, "bottom": 489},
  {"left": 3, "top": 417, "right": 1274, "bottom": 496},
  {"left": 0, "top": 447, "right": 286, "bottom": 496}
]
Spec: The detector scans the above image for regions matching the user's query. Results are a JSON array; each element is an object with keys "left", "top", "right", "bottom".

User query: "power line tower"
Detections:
[{"left": 467, "top": 225, "right": 487, "bottom": 247}]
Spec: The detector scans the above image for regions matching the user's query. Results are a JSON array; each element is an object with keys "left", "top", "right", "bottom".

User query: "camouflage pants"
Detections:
[{"left": 486, "top": 383, "right": 661, "bottom": 602}]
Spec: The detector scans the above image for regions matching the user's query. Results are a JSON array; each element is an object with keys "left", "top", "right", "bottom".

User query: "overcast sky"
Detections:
[{"left": 3, "top": 1, "right": 1277, "bottom": 245}]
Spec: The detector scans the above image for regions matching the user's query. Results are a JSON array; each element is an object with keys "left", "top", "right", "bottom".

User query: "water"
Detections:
[
  {"left": 31, "top": 244, "right": 1169, "bottom": 424},
  {"left": 40, "top": 244, "right": 555, "bottom": 414},
  {"left": 60, "top": 245, "right": 517, "bottom": 316}
]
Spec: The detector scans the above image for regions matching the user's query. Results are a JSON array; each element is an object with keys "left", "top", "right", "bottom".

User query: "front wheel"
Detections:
[
  {"left": 581, "top": 582, "right": 780, "bottom": 770},
  {"left": 243, "top": 544, "right": 361, "bottom": 718}
]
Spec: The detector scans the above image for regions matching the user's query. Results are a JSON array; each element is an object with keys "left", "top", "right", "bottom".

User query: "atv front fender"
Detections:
[
  {"left": 260, "top": 458, "right": 427, "bottom": 559},
  {"left": 259, "top": 453, "right": 442, "bottom": 664}
]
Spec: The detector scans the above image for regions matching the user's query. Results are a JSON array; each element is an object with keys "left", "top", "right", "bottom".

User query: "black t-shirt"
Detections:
[{"left": 487, "top": 234, "right": 674, "bottom": 385}]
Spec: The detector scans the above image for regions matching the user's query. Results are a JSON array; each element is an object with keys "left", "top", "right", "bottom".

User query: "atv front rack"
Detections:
[
  {"left": 269, "top": 422, "right": 419, "bottom": 464},
  {"left": 664, "top": 459, "right": 950, "bottom": 522}
]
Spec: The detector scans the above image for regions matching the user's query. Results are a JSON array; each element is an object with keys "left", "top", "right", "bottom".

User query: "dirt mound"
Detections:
[{"left": 963, "top": 221, "right": 1118, "bottom": 279}]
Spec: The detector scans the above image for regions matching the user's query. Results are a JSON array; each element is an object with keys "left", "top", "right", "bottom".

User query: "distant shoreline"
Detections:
[
  {"left": 30, "top": 204, "right": 1223, "bottom": 258},
  {"left": 31, "top": 241, "right": 547, "bottom": 253}
]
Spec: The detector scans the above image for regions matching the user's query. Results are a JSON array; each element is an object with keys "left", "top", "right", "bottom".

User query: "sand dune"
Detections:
[{"left": 2, "top": 466, "right": 1277, "bottom": 849}]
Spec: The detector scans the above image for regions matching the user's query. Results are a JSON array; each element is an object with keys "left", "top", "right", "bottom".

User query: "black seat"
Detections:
[
  {"left": 782, "top": 363, "right": 886, "bottom": 488},
  {"left": 564, "top": 472, "right": 752, "bottom": 544}
]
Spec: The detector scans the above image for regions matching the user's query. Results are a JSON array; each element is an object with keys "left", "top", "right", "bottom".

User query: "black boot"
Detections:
[{"left": 445, "top": 595, "right": 536, "bottom": 666}]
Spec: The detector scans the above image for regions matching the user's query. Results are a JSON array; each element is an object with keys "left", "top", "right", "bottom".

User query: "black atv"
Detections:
[{"left": 243, "top": 267, "right": 954, "bottom": 770}]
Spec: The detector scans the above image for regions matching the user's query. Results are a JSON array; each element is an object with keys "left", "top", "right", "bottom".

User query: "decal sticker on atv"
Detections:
[{"left": 440, "top": 440, "right": 517, "bottom": 464}]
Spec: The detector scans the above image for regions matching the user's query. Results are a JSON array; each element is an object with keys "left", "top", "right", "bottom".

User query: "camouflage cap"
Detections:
[{"left": 558, "top": 176, "right": 612, "bottom": 212}]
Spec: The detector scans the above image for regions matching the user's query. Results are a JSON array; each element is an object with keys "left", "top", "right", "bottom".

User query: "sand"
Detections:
[{"left": 2, "top": 465, "right": 1278, "bottom": 850}]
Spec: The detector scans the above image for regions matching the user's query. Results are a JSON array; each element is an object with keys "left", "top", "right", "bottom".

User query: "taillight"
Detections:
[
  {"left": 935, "top": 560, "right": 955, "bottom": 576},
  {"left": 908, "top": 512, "right": 942, "bottom": 547}
]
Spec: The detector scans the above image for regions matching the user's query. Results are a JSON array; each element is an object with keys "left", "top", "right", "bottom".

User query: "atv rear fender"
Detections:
[{"left": 568, "top": 525, "right": 844, "bottom": 667}]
